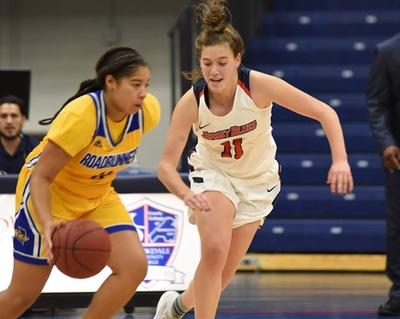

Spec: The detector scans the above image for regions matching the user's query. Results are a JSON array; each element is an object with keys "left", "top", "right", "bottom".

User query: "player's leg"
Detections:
[
  {"left": 82, "top": 191, "right": 147, "bottom": 319},
  {"left": 154, "top": 168, "right": 239, "bottom": 319},
  {"left": 221, "top": 220, "right": 260, "bottom": 289},
  {"left": 83, "top": 229, "right": 147, "bottom": 319},
  {"left": 0, "top": 260, "right": 52, "bottom": 319},
  {"left": 218, "top": 165, "right": 280, "bottom": 289},
  {"left": 158, "top": 221, "right": 259, "bottom": 319},
  {"left": 190, "top": 190, "right": 236, "bottom": 318},
  {"left": 155, "top": 190, "right": 235, "bottom": 319},
  {"left": 0, "top": 185, "right": 53, "bottom": 319}
]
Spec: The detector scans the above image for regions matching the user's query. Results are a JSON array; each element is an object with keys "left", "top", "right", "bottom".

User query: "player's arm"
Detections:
[
  {"left": 158, "top": 89, "right": 196, "bottom": 199},
  {"left": 30, "top": 141, "right": 72, "bottom": 262},
  {"left": 158, "top": 89, "right": 209, "bottom": 211},
  {"left": 250, "top": 70, "right": 353, "bottom": 195}
]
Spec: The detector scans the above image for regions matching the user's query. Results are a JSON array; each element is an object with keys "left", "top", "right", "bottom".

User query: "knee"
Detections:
[
  {"left": 134, "top": 256, "right": 148, "bottom": 283},
  {"left": 201, "top": 244, "right": 228, "bottom": 270},
  {"left": 121, "top": 253, "right": 148, "bottom": 285}
]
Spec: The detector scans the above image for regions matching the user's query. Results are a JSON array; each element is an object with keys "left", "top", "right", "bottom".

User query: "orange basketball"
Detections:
[{"left": 51, "top": 219, "right": 111, "bottom": 279}]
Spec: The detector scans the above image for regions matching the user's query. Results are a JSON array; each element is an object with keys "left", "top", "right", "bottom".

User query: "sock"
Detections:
[{"left": 171, "top": 295, "right": 191, "bottom": 318}]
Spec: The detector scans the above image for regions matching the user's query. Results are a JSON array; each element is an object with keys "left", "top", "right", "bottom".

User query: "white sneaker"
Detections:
[{"left": 153, "top": 291, "right": 180, "bottom": 319}]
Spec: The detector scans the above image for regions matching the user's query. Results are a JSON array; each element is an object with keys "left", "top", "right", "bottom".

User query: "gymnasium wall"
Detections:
[{"left": 0, "top": 0, "right": 187, "bottom": 171}]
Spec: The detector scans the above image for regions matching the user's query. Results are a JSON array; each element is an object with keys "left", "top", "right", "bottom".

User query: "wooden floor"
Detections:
[{"left": 19, "top": 271, "right": 391, "bottom": 318}]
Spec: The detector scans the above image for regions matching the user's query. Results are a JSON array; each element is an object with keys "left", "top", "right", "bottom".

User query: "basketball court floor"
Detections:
[{"left": 19, "top": 271, "right": 391, "bottom": 318}]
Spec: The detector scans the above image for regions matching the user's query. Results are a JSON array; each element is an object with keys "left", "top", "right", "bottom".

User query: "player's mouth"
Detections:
[{"left": 209, "top": 78, "right": 223, "bottom": 88}]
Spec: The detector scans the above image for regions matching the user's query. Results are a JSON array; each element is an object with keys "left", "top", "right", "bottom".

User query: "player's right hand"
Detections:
[
  {"left": 43, "top": 219, "right": 64, "bottom": 265},
  {"left": 383, "top": 146, "right": 400, "bottom": 173},
  {"left": 182, "top": 191, "right": 210, "bottom": 212}
]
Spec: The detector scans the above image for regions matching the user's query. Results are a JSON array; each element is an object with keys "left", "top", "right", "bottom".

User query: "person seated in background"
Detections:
[{"left": 0, "top": 95, "right": 39, "bottom": 174}]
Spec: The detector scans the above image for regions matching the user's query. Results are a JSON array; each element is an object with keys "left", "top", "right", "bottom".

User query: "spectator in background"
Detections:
[
  {"left": 0, "top": 95, "right": 39, "bottom": 174},
  {"left": 367, "top": 33, "right": 400, "bottom": 316}
]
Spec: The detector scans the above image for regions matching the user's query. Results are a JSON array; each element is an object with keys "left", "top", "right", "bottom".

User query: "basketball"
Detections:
[{"left": 51, "top": 219, "right": 111, "bottom": 279}]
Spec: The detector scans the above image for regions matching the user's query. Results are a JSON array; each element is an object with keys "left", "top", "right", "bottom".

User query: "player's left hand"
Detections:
[{"left": 326, "top": 160, "right": 354, "bottom": 195}]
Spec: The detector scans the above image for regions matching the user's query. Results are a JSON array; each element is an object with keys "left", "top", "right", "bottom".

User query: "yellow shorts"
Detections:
[{"left": 14, "top": 179, "right": 135, "bottom": 265}]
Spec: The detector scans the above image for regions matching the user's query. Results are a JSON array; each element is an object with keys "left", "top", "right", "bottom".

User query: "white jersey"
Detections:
[{"left": 189, "top": 66, "right": 277, "bottom": 179}]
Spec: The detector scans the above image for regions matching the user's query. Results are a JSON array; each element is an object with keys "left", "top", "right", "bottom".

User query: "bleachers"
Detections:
[
  {"left": 272, "top": 122, "right": 376, "bottom": 152},
  {"left": 251, "top": 219, "right": 386, "bottom": 253},
  {"left": 278, "top": 154, "right": 383, "bottom": 185},
  {"left": 270, "top": 0, "right": 399, "bottom": 11},
  {"left": 253, "top": 64, "right": 370, "bottom": 93},
  {"left": 260, "top": 11, "right": 400, "bottom": 38},
  {"left": 245, "top": 0, "right": 400, "bottom": 257},
  {"left": 274, "top": 186, "right": 385, "bottom": 219},
  {"left": 273, "top": 93, "right": 368, "bottom": 122},
  {"left": 247, "top": 37, "right": 380, "bottom": 65}
]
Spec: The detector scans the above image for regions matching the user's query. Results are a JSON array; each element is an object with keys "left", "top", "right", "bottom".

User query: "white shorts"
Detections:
[{"left": 188, "top": 160, "right": 281, "bottom": 228}]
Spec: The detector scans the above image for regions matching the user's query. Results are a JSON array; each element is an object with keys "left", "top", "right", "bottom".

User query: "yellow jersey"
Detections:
[{"left": 21, "top": 90, "right": 160, "bottom": 199}]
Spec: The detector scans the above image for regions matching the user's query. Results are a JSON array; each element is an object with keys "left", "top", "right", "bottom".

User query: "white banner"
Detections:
[{"left": 0, "top": 193, "right": 200, "bottom": 293}]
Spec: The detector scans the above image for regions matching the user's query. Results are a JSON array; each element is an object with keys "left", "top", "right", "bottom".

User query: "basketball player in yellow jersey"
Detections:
[{"left": 0, "top": 46, "right": 161, "bottom": 319}]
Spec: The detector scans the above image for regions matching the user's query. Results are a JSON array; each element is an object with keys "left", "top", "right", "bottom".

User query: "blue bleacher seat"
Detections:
[
  {"left": 271, "top": 186, "right": 385, "bottom": 219},
  {"left": 247, "top": 37, "right": 380, "bottom": 65},
  {"left": 272, "top": 123, "right": 377, "bottom": 153},
  {"left": 272, "top": 93, "right": 368, "bottom": 122},
  {"left": 250, "top": 219, "right": 385, "bottom": 253},
  {"left": 277, "top": 153, "right": 384, "bottom": 185},
  {"left": 250, "top": 64, "right": 370, "bottom": 93},
  {"left": 261, "top": 11, "right": 400, "bottom": 38},
  {"left": 272, "top": 0, "right": 400, "bottom": 11}
]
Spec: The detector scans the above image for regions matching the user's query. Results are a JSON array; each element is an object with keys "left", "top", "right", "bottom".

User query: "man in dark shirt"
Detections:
[
  {"left": 367, "top": 33, "right": 400, "bottom": 316},
  {"left": 0, "top": 95, "right": 39, "bottom": 175}
]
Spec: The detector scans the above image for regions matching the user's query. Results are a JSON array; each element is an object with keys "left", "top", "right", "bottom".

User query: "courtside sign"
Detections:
[{"left": 0, "top": 193, "right": 200, "bottom": 293}]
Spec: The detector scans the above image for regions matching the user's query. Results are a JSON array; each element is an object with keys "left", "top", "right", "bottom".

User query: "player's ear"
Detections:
[
  {"left": 235, "top": 53, "right": 241, "bottom": 68},
  {"left": 105, "top": 75, "right": 117, "bottom": 91}
]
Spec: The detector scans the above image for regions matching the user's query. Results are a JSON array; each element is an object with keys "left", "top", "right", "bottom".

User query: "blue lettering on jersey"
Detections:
[{"left": 79, "top": 150, "right": 137, "bottom": 169}]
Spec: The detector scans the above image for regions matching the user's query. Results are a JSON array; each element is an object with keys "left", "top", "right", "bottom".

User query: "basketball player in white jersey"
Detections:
[
  {"left": 153, "top": 0, "right": 354, "bottom": 318},
  {"left": 0, "top": 46, "right": 161, "bottom": 319}
]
